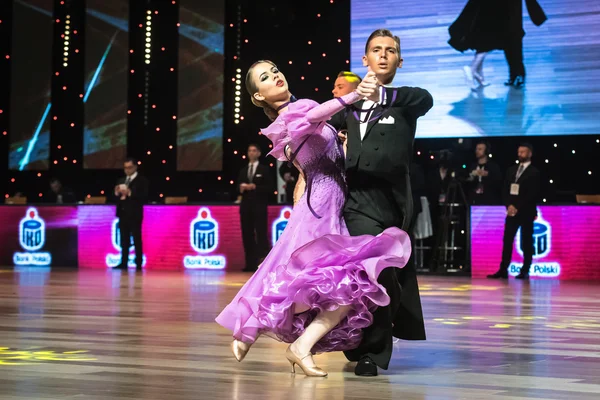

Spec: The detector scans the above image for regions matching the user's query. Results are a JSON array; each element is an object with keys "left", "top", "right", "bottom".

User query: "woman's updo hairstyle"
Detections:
[{"left": 245, "top": 60, "right": 280, "bottom": 121}]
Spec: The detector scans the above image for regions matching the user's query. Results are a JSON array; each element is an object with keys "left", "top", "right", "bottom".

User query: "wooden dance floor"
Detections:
[{"left": 1, "top": 268, "right": 600, "bottom": 399}]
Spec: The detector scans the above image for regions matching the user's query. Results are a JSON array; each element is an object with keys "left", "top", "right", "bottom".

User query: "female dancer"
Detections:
[{"left": 215, "top": 61, "right": 412, "bottom": 377}]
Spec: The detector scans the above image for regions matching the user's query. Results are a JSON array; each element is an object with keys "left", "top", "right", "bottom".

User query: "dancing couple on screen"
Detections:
[{"left": 216, "top": 29, "right": 433, "bottom": 377}]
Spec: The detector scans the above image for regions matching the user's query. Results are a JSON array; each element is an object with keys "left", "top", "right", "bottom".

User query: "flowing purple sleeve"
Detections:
[{"left": 305, "top": 91, "right": 360, "bottom": 123}]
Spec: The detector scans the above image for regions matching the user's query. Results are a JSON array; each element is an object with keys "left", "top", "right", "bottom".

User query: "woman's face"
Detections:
[{"left": 251, "top": 62, "right": 289, "bottom": 104}]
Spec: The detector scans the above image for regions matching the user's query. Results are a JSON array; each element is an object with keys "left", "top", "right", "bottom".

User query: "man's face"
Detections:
[
  {"left": 475, "top": 144, "right": 487, "bottom": 159},
  {"left": 517, "top": 146, "right": 532, "bottom": 163},
  {"left": 124, "top": 161, "right": 137, "bottom": 176},
  {"left": 247, "top": 146, "right": 260, "bottom": 162},
  {"left": 332, "top": 77, "right": 357, "bottom": 98},
  {"left": 362, "top": 36, "right": 403, "bottom": 85},
  {"left": 50, "top": 181, "right": 61, "bottom": 194}
]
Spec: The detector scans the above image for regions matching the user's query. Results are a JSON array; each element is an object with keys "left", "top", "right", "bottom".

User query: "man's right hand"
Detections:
[{"left": 356, "top": 67, "right": 379, "bottom": 102}]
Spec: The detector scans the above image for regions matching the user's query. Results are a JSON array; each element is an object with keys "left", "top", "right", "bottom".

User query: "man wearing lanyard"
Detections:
[
  {"left": 488, "top": 143, "right": 540, "bottom": 280},
  {"left": 467, "top": 141, "right": 502, "bottom": 205}
]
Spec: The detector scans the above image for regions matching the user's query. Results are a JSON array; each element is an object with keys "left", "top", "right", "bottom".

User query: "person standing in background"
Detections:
[
  {"left": 114, "top": 158, "right": 149, "bottom": 271},
  {"left": 488, "top": 143, "right": 540, "bottom": 280},
  {"left": 238, "top": 144, "right": 273, "bottom": 272},
  {"left": 467, "top": 141, "right": 502, "bottom": 205}
]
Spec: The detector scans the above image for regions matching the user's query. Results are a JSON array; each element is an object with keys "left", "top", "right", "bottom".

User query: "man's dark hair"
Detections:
[
  {"left": 248, "top": 143, "right": 261, "bottom": 152},
  {"left": 519, "top": 142, "right": 533, "bottom": 152},
  {"left": 124, "top": 157, "right": 138, "bottom": 165},
  {"left": 364, "top": 29, "right": 401, "bottom": 55},
  {"left": 477, "top": 141, "right": 491, "bottom": 155},
  {"left": 49, "top": 177, "right": 61, "bottom": 185}
]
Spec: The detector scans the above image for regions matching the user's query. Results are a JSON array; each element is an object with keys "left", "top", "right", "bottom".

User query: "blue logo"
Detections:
[
  {"left": 272, "top": 207, "right": 292, "bottom": 246},
  {"left": 14, "top": 208, "right": 51, "bottom": 266},
  {"left": 111, "top": 218, "right": 134, "bottom": 252},
  {"left": 516, "top": 209, "right": 551, "bottom": 259},
  {"left": 184, "top": 208, "right": 225, "bottom": 269},
  {"left": 190, "top": 208, "right": 218, "bottom": 253}
]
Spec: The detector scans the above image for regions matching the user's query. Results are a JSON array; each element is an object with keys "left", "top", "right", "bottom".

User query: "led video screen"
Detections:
[
  {"left": 351, "top": 0, "right": 600, "bottom": 137},
  {"left": 177, "top": 0, "right": 224, "bottom": 171},
  {"left": 83, "top": 0, "right": 128, "bottom": 168},
  {"left": 8, "top": 0, "right": 53, "bottom": 170}
]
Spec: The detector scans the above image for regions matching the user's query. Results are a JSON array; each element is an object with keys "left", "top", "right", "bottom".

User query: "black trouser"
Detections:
[
  {"left": 504, "top": 38, "right": 525, "bottom": 79},
  {"left": 119, "top": 217, "right": 143, "bottom": 268},
  {"left": 343, "top": 209, "right": 402, "bottom": 370},
  {"left": 500, "top": 213, "right": 534, "bottom": 274},
  {"left": 240, "top": 205, "right": 268, "bottom": 270}
]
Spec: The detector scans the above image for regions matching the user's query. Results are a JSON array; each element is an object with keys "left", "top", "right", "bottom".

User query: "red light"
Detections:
[
  {"left": 39, "top": 193, "right": 43, "bottom": 197},
  {"left": 161, "top": 47, "right": 165, "bottom": 51},
  {"left": 217, "top": 176, "right": 222, "bottom": 181},
  {"left": 63, "top": 157, "right": 68, "bottom": 161},
  {"left": 243, "top": 19, "right": 247, "bottom": 23},
  {"left": 156, "top": 127, "right": 160, "bottom": 132},
  {"left": 101, "top": 190, "right": 105, "bottom": 195},
  {"left": 0, "top": 110, "right": 2, "bottom": 114},
  {"left": 55, "top": 72, "right": 60, "bottom": 76},
  {"left": 155, "top": 11, "right": 158, "bottom": 14},
  {"left": 162, "top": 160, "right": 166, "bottom": 164},
  {"left": 147, "top": 151, "right": 151, "bottom": 155},
  {"left": 5, "top": 55, "right": 10, "bottom": 59},
  {"left": 308, "top": 61, "right": 312, "bottom": 65},
  {"left": 198, "top": 189, "right": 203, "bottom": 193},
  {"left": 338, "top": 39, "right": 342, "bottom": 42},
  {"left": 177, "top": 23, "right": 180, "bottom": 27},
  {"left": 322, "top": 53, "right": 326, "bottom": 57},
  {"left": 274, "top": 191, "right": 278, "bottom": 195},
  {"left": 270, "top": 163, "right": 274, "bottom": 167},
  {"left": 229, "top": 23, "right": 234, "bottom": 27},
  {"left": 2, "top": 131, "right": 6, "bottom": 136},
  {"left": 284, "top": 211, "right": 291, "bottom": 219},
  {"left": 170, "top": 68, "right": 175, "bottom": 71},
  {"left": 172, "top": 0, "right": 176, "bottom": 3},
  {"left": 130, "top": 69, "right": 135, "bottom": 73},
  {"left": 230, "top": 180, "right": 234, "bottom": 184},
  {"left": 75, "top": 49, "right": 79, "bottom": 53},
  {"left": 70, "top": 123, "right": 75, "bottom": 127},
  {"left": 244, "top": 39, "right": 249, "bottom": 43},
  {"left": 346, "top": 60, "right": 350, "bottom": 64},
  {"left": 317, "top": 14, "right": 321, "bottom": 17},
  {"left": 172, "top": 115, "right": 177, "bottom": 119},
  {"left": 62, "top": 86, "right": 67, "bottom": 90},
  {"left": 60, "top": 1, "right": 64, "bottom": 4},
  {"left": 61, "top": 34, "right": 65, "bottom": 38},
  {"left": 159, "top": 194, "right": 164, "bottom": 198},
  {"left": 152, "top": 104, "right": 156, "bottom": 109},
  {"left": 130, "top": 49, "right": 134, "bottom": 53},
  {"left": 326, "top": 77, "right": 330, "bottom": 80},
  {"left": 53, "top": 160, "right": 58, "bottom": 164},
  {"left": 308, "top": 41, "right": 312, "bottom": 45},
  {"left": 138, "top": 94, "right": 142, "bottom": 98},
  {"left": 301, "top": 76, "right": 305, "bottom": 80},
  {"left": 57, "top": 145, "right": 62, "bottom": 149},
  {"left": 73, "top": 30, "right": 78, "bottom": 34},
  {"left": 37, "top": 173, "right": 41, "bottom": 177},
  {"left": 79, "top": 94, "right": 83, "bottom": 98},
  {"left": 72, "top": 159, "right": 77, "bottom": 164},
  {"left": 233, "top": 56, "right": 238, "bottom": 60},
  {"left": 201, "top": 210, "right": 208, "bottom": 218},
  {"left": 56, "top": 19, "right": 60, "bottom": 23},
  {"left": 10, "top": 178, "right": 14, "bottom": 182},
  {"left": 169, "top": 145, "right": 173, "bottom": 149},
  {"left": 288, "top": 61, "right": 293, "bottom": 64},
  {"left": 139, "top": 24, "right": 143, "bottom": 28},
  {"left": 127, "top": 110, "right": 132, "bottom": 114},
  {"left": 165, "top": 177, "right": 170, "bottom": 181}
]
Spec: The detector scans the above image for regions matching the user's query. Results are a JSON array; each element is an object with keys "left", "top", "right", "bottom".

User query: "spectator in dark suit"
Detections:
[
  {"left": 114, "top": 158, "right": 149, "bottom": 271},
  {"left": 46, "top": 178, "right": 76, "bottom": 204},
  {"left": 488, "top": 143, "right": 540, "bottom": 280},
  {"left": 238, "top": 144, "right": 273, "bottom": 272},
  {"left": 467, "top": 141, "right": 502, "bottom": 205}
]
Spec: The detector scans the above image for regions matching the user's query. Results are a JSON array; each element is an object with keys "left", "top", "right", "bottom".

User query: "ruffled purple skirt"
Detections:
[{"left": 216, "top": 224, "right": 411, "bottom": 353}]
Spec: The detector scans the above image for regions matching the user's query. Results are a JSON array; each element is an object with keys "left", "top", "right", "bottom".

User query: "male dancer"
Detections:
[{"left": 330, "top": 29, "right": 433, "bottom": 376}]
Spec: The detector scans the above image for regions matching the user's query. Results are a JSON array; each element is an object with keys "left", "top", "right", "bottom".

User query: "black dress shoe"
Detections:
[
  {"left": 515, "top": 272, "right": 529, "bottom": 280},
  {"left": 241, "top": 267, "right": 257, "bottom": 273},
  {"left": 504, "top": 78, "right": 515, "bottom": 86},
  {"left": 355, "top": 356, "right": 378, "bottom": 376},
  {"left": 487, "top": 270, "right": 508, "bottom": 279},
  {"left": 114, "top": 264, "right": 127, "bottom": 270}
]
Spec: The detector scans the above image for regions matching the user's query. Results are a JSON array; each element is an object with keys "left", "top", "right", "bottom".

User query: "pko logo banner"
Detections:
[
  {"left": 105, "top": 218, "right": 147, "bottom": 268},
  {"left": 13, "top": 208, "right": 52, "bottom": 266},
  {"left": 512, "top": 209, "right": 560, "bottom": 277},
  {"left": 184, "top": 208, "right": 225, "bottom": 269},
  {"left": 272, "top": 207, "right": 292, "bottom": 246}
]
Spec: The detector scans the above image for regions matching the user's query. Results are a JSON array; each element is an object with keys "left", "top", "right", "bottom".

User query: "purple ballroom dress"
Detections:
[{"left": 215, "top": 92, "right": 412, "bottom": 353}]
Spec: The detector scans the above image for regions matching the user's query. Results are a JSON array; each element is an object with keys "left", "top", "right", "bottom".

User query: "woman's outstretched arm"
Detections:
[{"left": 305, "top": 91, "right": 361, "bottom": 124}]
